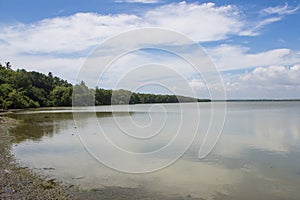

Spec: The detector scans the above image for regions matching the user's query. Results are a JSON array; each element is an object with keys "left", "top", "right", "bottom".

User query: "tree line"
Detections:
[
  {"left": 0, "top": 62, "right": 72, "bottom": 109},
  {"left": 0, "top": 62, "right": 210, "bottom": 109}
]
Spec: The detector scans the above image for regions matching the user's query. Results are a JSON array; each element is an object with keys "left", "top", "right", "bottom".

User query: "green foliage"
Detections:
[
  {"left": 99, "top": 89, "right": 208, "bottom": 105},
  {"left": 95, "top": 87, "right": 112, "bottom": 105},
  {"left": 73, "top": 81, "right": 94, "bottom": 106},
  {"left": 0, "top": 62, "right": 210, "bottom": 109},
  {"left": 50, "top": 86, "right": 73, "bottom": 106},
  {"left": 7, "top": 89, "right": 39, "bottom": 108},
  {"left": 111, "top": 89, "right": 132, "bottom": 104},
  {"left": 0, "top": 62, "right": 72, "bottom": 109},
  {"left": 129, "top": 93, "right": 141, "bottom": 104}
]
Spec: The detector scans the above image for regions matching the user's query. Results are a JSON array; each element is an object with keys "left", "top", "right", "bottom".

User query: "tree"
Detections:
[
  {"left": 0, "top": 63, "right": 75, "bottom": 109},
  {"left": 25, "top": 86, "right": 49, "bottom": 107},
  {"left": 111, "top": 89, "right": 132, "bottom": 104},
  {"left": 0, "top": 84, "right": 13, "bottom": 109},
  {"left": 0, "top": 61, "right": 209, "bottom": 109},
  {"left": 95, "top": 87, "right": 112, "bottom": 105},
  {"left": 7, "top": 90, "right": 39, "bottom": 109},
  {"left": 73, "top": 81, "right": 94, "bottom": 106},
  {"left": 129, "top": 93, "right": 141, "bottom": 104},
  {"left": 50, "top": 86, "right": 72, "bottom": 106}
]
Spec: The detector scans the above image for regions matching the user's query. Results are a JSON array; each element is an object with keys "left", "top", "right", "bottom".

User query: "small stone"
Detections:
[
  {"left": 5, "top": 188, "right": 15, "bottom": 193},
  {"left": 67, "top": 184, "right": 75, "bottom": 189},
  {"left": 41, "top": 179, "right": 57, "bottom": 189}
]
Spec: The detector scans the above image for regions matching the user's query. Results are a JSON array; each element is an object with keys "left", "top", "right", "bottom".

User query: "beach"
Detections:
[
  {"left": 0, "top": 116, "right": 71, "bottom": 199},
  {"left": 0, "top": 116, "right": 178, "bottom": 200}
]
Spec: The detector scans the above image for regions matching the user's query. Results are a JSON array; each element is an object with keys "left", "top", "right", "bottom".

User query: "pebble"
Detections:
[
  {"left": 0, "top": 117, "right": 71, "bottom": 199},
  {"left": 5, "top": 188, "right": 15, "bottom": 193}
]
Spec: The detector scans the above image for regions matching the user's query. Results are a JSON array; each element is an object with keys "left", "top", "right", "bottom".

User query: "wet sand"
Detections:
[{"left": 0, "top": 116, "right": 72, "bottom": 199}]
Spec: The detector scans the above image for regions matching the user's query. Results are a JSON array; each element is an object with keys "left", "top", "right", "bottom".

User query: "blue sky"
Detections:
[{"left": 0, "top": 0, "right": 300, "bottom": 99}]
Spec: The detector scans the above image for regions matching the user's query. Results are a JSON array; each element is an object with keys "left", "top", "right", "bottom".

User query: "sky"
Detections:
[{"left": 0, "top": 0, "right": 300, "bottom": 99}]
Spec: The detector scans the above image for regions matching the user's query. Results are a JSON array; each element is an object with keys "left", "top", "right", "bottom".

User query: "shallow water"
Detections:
[{"left": 9, "top": 102, "right": 300, "bottom": 199}]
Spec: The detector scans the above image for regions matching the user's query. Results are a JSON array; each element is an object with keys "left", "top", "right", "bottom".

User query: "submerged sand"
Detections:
[
  {"left": 0, "top": 116, "right": 73, "bottom": 199},
  {"left": 1, "top": 116, "right": 196, "bottom": 200}
]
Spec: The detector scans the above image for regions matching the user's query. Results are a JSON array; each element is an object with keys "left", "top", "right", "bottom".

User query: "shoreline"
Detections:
[
  {"left": 0, "top": 116, "right": 73, "bottom": 199},
  {"left": 0, "top": 116, "right": 178, "bottom": 200}
]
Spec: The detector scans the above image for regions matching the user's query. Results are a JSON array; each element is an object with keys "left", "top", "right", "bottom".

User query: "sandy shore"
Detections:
[{"left": 0, "top": 116, "right": 72, "bottom": 199}]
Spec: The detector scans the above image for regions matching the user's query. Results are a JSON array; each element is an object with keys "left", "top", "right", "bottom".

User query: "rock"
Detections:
[
  {"left": 41, "top": 179, "right": 57, "bottom": 189},
  {"left": 66, "top": 184, "right": 75, "bottom": 189},
  {"left": 5, "top": 188, "right": 15, "bottom": 193}
]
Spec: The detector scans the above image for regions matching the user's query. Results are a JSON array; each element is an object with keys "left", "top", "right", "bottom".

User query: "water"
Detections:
[{"left": 8, "top": 102, "right": 300, "bottom": 199}]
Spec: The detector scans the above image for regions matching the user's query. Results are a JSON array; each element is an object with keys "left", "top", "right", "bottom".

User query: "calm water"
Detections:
[{"left": 8, "top": 102, "right": 300, "bottom": 199}]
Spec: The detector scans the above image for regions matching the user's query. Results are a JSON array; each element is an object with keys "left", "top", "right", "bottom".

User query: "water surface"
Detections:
[{"left": 9, "top": 102, "right": 300, "bottom": 199}]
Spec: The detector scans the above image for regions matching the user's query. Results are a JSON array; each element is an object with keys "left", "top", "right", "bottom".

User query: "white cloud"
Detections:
[
  {"left": 188, "top": 65, "right": 300, "bottom": 99},
  {"left": 1, "top": 2, "right": 292, "bottom": 58},
  {"left": 222, "top": 65, "right": 300, "bottom": 99},
  {"left": 240, "top": 65, "right": 300, "bottom": 86},
  {"left": 0, "top": 1, "right": 250, "bottom": 85},
  {"left": 143, "top": 2, "right": 244, "bottom": 41},
  {"left": 1, "top": 2, "right": 299, "bottom": 99},
  {"left": 189, "top": 79, "right": 206, "bottom": 90},
  {"left": 239, "top": 16, "right": 283, "bottom": 36},
  {"left": 0, "top": 2, "right": 247, "bottom": 56},
  {"left": 1, "top": 13, "right": 141, "bottom": 54},
  {"left": 1, "top": 2, "right": 295, "bottom": 54},
  {"left": 208, "top": 44, "right": 300, "bottom": 71},
  {"left": 262, "top": 3, "right": 300, "bottom": 15},
  {"left": 78, "top": 48, "right": 212, "bottom": 91},
  {"left": 254, "top": 16, "right": 282, "bottom": 29},
  {"left": 240, "top": 3, "right": 299, "bottom": 36}
]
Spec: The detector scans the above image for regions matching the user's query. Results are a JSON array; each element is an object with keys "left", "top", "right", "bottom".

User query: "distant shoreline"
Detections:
[
  {"left": 212, "top": 99, "right": 300, "bottom": 102},
  {"left": 1, "top": 99, "right": 300, "bottom": 113}
]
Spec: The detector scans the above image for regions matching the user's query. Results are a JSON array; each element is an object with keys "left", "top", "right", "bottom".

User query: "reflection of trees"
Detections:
[
  {"left": 8, "top": 112, "right": 133, "bottom": 143},
  {"left": 7, "top": 113, "right": 74, "bottom": 143}
]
